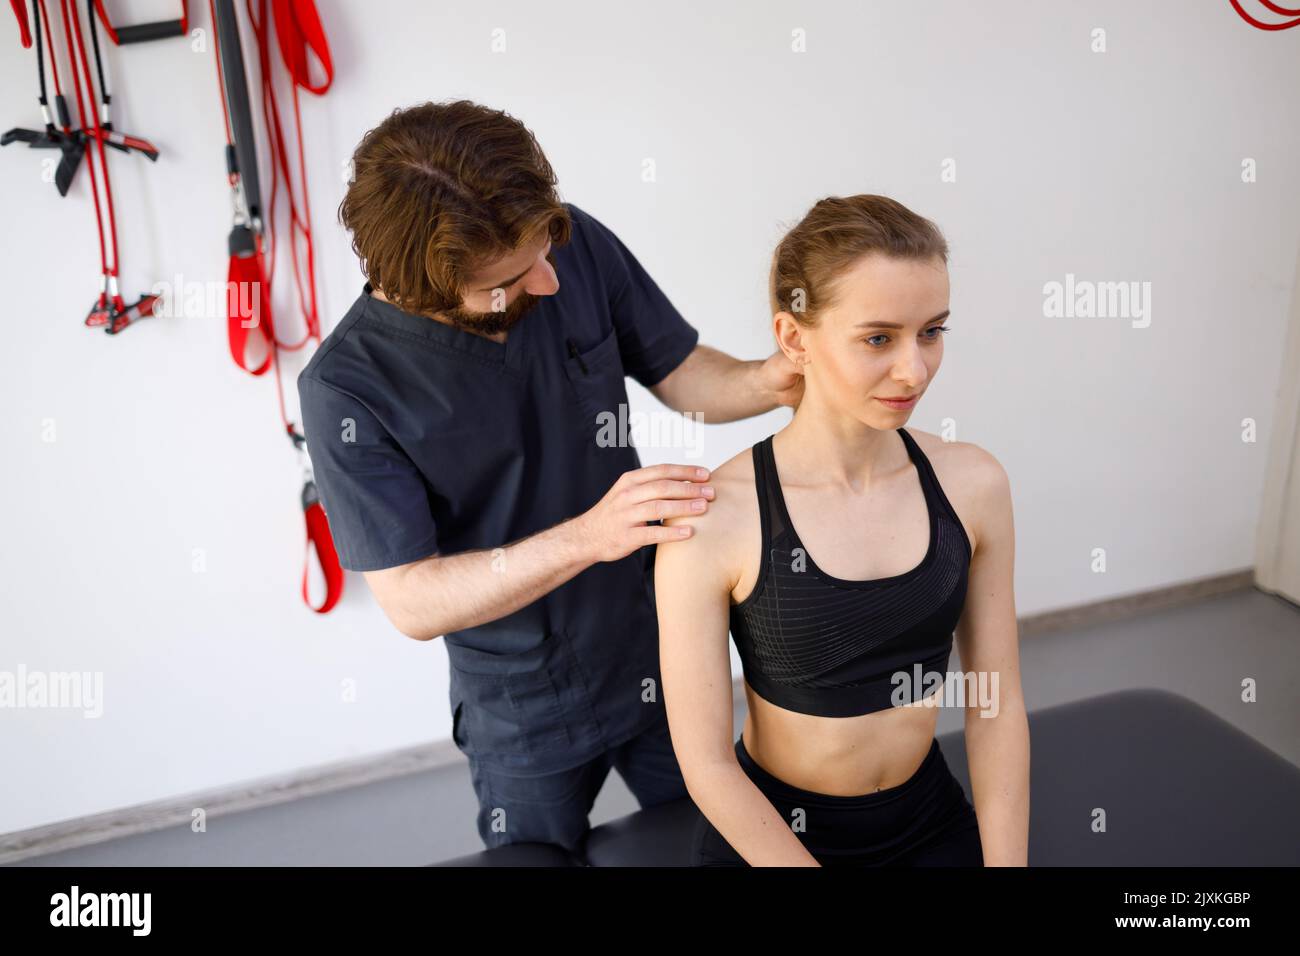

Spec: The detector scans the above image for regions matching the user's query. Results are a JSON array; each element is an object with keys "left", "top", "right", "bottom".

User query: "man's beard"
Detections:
[
  {"left": 440, "top": 290, "right": 540, "bottom": 336},
  {"left": 440, "top": 250, "right": 556, "bottom": 336}
]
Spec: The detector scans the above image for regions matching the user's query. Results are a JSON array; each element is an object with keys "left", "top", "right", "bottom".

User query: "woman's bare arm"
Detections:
[
  {"left": 656, "top": 494, "right": 820, "bottom": 866},
  {"left": 953, "top": 445, "right": 1030, "bottom": 866}
]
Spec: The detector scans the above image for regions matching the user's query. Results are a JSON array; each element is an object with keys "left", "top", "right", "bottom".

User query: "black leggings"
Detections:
[{"left": 691, "top": 734, "right": 983, "bottom": 867}]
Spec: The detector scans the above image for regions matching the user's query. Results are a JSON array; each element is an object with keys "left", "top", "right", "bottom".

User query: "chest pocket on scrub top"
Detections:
[{"left": 562, "top": 326, "right": 627, "bottom": 434}]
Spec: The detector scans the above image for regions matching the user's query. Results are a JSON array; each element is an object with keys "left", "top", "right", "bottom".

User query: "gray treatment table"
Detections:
[{"left": 431, "top": 688, "right": 1300, "bottom": 866}]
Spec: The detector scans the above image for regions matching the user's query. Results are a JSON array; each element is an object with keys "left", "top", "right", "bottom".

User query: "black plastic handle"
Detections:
[
  {"left": 228, "top": 223, "right": 257, "bottom": 258},
  {"left": 213, "top": 0, "right": 262, "bottom": 222},
  {"left": 114, "top": 19, "right": 186, "bottom": 44}
]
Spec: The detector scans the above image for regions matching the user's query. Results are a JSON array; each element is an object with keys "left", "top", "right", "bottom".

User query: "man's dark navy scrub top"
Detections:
[{"left": 297, "top": 202, "right": 700, "bottom": 775}]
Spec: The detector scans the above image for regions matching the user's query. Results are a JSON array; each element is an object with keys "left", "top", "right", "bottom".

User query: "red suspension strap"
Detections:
[
  {"left": 55, "top": 0, "right": 114, "bottom": 327},
  {"left": 10, "top": 0, "right": 32, "bottom": 45},
  {"left": 210, "top": 0, "right": 342, "bottom": 613},
  {"left": 1, "top": 0, "right": 85, "bottom": 197},
  {"left": 245, "top": 0, "right": 332, "bottom": 357},
  {"left": 51, "top": 0, "right": 162, "bottom": 332},
  {"left": 1229, "top": 0, "right": 1300, "bottom": 29}
]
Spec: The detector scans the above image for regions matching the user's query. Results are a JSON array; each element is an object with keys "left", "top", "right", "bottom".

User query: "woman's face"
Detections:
[{"left": 776, "top": 253, "right": 950, "bottom": 427}]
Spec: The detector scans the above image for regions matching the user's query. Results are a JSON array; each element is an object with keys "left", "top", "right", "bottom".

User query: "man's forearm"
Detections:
[
  {"left": 395, "top": 516, "right": 597, "bottom": 640},
  {"left": 655, "top": 345, "right": 777, "bottom": 422}
]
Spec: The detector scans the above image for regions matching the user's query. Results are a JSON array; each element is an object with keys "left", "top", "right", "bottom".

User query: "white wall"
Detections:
[{"left": 2, "top": 0, "right": 1297, "bottom": 835}]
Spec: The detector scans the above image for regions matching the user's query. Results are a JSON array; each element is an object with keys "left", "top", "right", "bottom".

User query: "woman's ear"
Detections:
[{"left": 773, "top": 310, "right": 810, "bottom": 369}]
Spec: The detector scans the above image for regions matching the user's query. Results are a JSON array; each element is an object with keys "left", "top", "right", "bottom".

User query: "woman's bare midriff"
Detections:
[
  {"left": 740, "top": 682, "right": 940, "bottom": 796},
  {"left": 712, "top": 428, "right": 969, "bottom": 800}
]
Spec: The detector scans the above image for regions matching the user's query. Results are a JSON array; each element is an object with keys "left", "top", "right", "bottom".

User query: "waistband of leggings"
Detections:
[{"left": 735, "top": 734, "right": 943, "bottom": 808}]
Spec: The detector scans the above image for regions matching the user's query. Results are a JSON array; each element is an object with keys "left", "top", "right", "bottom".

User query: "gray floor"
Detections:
[{"left": 11, "top": 587, "right": 1299, "bottom": 866}]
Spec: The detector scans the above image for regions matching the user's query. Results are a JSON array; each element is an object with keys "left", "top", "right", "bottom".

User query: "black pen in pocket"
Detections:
[{"left": 566, "top": 337, "right": 588, "bottom": 374}]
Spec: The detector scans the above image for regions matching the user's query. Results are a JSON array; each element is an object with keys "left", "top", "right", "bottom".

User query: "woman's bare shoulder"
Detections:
[
  {"left": 905, "top": 427, "right": 1011, "bottom": 550},
  {"left": 657, "top": 443, "right": 761, "bottom": 585},
  {"left": 906, "top": 426, "right": 1005, "bottom": 478}
]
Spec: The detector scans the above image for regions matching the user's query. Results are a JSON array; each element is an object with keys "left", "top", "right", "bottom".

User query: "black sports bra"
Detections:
[{"left": 729, "top": 428, "right": 972, "bottom": 718}]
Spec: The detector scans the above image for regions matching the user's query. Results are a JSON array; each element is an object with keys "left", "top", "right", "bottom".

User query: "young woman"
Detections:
[{"left": 655, "top": 195, "right": 1029, "bottom": 866}]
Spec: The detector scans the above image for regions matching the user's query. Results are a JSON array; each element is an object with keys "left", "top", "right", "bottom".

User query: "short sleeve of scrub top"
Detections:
[
  {"left": 297, "top": 375, "right": 440, "bottom": 572},
  {"left": 574, "top": 207, "right": 699, "bottom": 389}
]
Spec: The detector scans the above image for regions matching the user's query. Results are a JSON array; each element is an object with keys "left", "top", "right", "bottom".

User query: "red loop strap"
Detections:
[
  {"left": 303, "top": 488, "right": 344, "bottom": 614},
  {"left": 227, "top": 240, "right": 275, "bottom": 375},
  {"left": 272, "top": 0, "right": 332, "bottom": 93},
  {"left": 1230, "top": 0, "right": 1300, "bottom": 29}
]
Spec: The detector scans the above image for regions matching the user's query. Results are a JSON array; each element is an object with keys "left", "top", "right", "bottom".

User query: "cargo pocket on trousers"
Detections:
[{"left": 451, "top": 662, "right": 572, "bottom": 769}]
